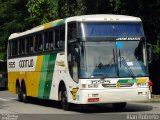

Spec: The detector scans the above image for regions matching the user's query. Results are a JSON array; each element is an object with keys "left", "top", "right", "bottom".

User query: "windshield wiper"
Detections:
[{"left": 120, "top": 56, "right": 135, "bottom": 78}]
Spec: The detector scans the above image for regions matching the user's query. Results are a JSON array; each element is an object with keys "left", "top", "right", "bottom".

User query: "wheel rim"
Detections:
[
  {"left": 16, "top": 86, "right": 22, "bottom": 101},
  {"left": 61, "top": 90, "right": 67, "bottom": 106},
  {"left": 21, "top": 85, "right": 27, "bottom": 102},
  {"left": 22, "top": 92, "right": 26, "bottom": 100},
  {"left": 17, "top": 86, "right": 19, "bottom": 93}
]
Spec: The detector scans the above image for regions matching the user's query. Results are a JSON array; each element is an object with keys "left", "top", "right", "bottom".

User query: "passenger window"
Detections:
[
  {"left": 8, "top": 41, "right": 12, "bottom": 57},
  {"left": 18, "top": 39, "right": 25, "bottom": 55},
  {"left": 12, "top": 40, "right": 18, "bottom": 56},
  {"left": 21, "top": 39, "right": 25, "bottom": 54},
  {"left": 55, "top": 26, "right": 65, "bottom": 49},
  {"left": 26, "top": 36, "right": 33, "bottom": 53},
  {"left": 44, "top": 31, "right": 54, "bottom": 51},
  {"left": 34, "top": 34, "right": 43, "bottom": 52}
]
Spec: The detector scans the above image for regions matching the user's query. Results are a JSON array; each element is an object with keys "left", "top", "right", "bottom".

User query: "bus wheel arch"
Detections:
[{"left": 58, "top": 80, "right": 71, "bottom": 111}]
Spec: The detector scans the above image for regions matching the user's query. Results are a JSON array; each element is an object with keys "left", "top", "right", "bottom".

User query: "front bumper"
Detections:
[{"left": 79, "top": 88, "right": 150, "bottom": 104}]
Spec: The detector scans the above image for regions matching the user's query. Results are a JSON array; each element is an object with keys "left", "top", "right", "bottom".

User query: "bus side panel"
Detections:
[
  {"left": 35, "top": 55, "right": 44, "bottom": 97},
  {"left": 26, "top": 55, "right": 43, "bottom": 97},
  {"left": 38, "top": 53, "right": 57, "bottom": 99},
  {"left": 8, "top": 72, "right": 19, "bottom": 93},
  {"left": 49, "top": 52, "right": 67, "bottom": 100}
]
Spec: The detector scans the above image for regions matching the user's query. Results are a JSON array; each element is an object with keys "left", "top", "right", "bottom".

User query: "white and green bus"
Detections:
[{"left": 7, "top": 15, "right": 151, "bottom": 110}]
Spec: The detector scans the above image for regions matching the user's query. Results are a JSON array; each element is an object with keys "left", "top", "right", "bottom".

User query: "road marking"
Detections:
[
  {"left": 8, "top": 98, "right": 17, "bottom": 100},
  {"left": 0, "top": 97, "right": 16, "bottom": 101},
  {"left": 0, "top": 98, "right": 11, "bottom": 101}
]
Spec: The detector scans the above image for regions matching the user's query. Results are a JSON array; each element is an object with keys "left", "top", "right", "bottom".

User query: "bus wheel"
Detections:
[
  {"left": 16, "top": 85, "right": 22, "bottom": 102},
  {"left": 112, "top": 102, "right": 127, "bottom": 110},
  {"left": 21, "top": 83, "right": 28, "bottom": 103},
  {"left": 60, "top": 86, "right": 71, "bottom": 111}
]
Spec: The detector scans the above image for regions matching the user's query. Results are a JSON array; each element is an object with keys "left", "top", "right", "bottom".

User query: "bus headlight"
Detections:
[
  {"left": 88, "top": 84, "right": 99, "bottom": 88},
  {"left": 82, "top": 84, "right": 86, "bottom": 88},
  {"left": 137, "top": 82, "right": 148, "bottom": 87},
  {"left": 82, "top": 84, "right": 99, "bottom": 88}
]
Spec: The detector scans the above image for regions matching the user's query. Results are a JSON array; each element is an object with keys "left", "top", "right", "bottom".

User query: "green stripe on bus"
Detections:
[
  {"left": 43, "top": 53, "right": 57, "bottom": 99},
  {"left": 38, "top": 55, "right": 48, "bottom": 98},
  {"left": 51, "top": 19, "right": 65, "bottom": 27},
  {"left": 117, "top": 79, "right": 136, "bottom": 83},
  {"left": 38, "top": 53, "right": 57, "bottom": 99}
]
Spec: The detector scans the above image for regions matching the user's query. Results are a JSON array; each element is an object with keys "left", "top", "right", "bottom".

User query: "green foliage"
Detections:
[
  {"left": 0, "top": 0, "right": 160, "bottom": 60},
  {"left": 27, "top": 0, "right": 87, "bottom": 24},
  {"left": 58, "top": 0, "right": 87, "bottom": 18},
  {"left": 153, "top": 37, "right": 160, "bottom": 60},
  {"left": 0, "top": 0, "right": 30, "bottom": 60},
  {"left": 27, "top": 0, "right": 59, "bottom": 24}
]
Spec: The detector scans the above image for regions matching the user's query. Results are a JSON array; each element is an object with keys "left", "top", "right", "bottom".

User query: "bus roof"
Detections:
[
  {"left": 9, "top": 14, "right": 141, "bottom": 40},
  {"left": 65, "top": 14, "right": 141, "bottom": 22},
  {"left": 8, "top": 19, "right": 65, "bottom": 40}
]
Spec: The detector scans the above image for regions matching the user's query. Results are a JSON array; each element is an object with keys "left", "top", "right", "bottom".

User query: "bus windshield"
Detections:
[
  {"left": 80, "top": 41, "right": 148, "bottom": 78},
  {"left": 80, "top": 22, "right": 144, "bottom": 38},
  {"left": 77, "top": 22, "right": 148, "bottom": 78}
]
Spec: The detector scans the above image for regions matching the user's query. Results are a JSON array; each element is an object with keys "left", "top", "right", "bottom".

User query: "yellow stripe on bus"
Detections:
[
  {"left": 36, "top": 55, "right": 44, "bottom": 71},
  {"left": 31, "top": 55, "right": 44, "bottom": 97},
  {"left": 44, "top": 19, "right": 62, "bottom": 29},
  {"left": 26, "top": 55, "right": 44, "bottom": 97}
]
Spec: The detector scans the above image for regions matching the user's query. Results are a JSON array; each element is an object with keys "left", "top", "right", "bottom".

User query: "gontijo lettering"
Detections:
[{"left": 19, "top": 59, "right": 34, "bottom": 68}]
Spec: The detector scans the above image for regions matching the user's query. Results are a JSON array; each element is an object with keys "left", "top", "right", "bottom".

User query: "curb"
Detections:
[{"left": 149, "top": 95, "right": 160, "bottom": 102}]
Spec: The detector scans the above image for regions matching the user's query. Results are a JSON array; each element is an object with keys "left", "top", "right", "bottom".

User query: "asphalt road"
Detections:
[{"left": 0, "top": 89, "right": 160, "bottom": 120}]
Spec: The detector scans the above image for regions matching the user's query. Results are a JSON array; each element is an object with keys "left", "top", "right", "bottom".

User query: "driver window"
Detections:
[
  {"left": 68, "top": 22, "right": 77, "bottom": 43},
  {"left": 68, "top": 43, "right": 80, "bottom": 83}
]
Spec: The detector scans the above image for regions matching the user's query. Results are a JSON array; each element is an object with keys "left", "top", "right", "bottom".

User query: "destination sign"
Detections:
[{"left": 116, "top": 37, "right": 141, "bottom": 41}]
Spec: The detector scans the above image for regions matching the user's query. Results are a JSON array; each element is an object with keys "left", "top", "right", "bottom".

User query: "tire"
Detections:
[
  {"left": 60, "top": 86, "right": 71, "bottom": 111},
  {"left": 21, "top": 83, "right": 28, "bottom": 103},
  {"left": 112, "top": 102, "right": 127, "bottom": 110},
  {"left": 16, "top": 85, "right": 23, "bottom": 102}
]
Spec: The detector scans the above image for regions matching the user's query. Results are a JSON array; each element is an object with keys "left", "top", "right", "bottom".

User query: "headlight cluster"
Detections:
[
  {"left": 137, "top": 82, "right": 148, "bottom": 87},
  {"left": 88, "top": 84, "right": 99, "bottom": 88},
  {"left": 82, "top": 84, "right": 99, "bottom": 88}
]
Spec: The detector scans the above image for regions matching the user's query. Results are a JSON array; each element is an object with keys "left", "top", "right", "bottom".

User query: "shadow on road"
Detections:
[
  {"left": 17, "top": 97, "right": 153, "bottom": 113},
  {"left": 16, "top": 97, "right": 62, "bottom": 109},
  {"left": 70, "top": 103, "right": 153, "bottom": 113}
]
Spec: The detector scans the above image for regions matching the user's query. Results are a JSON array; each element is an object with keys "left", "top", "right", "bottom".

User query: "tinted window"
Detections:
[
  {"left": 55, "top": 26, "right": 65, "bottom": 49},
  {"left": 34, "top": 34, "right": 43, "bottom": 52},
  {"left": 44, "top": 31, "right": 54, "bottom": 51},
  {"left": 26, "top": 36, "right": 33, "bottom": 53},
  {"left": 81, "top": 22, "right": 144, "bottom": 38}
]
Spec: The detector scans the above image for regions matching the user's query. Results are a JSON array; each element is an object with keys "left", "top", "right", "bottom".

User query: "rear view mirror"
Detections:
[{"left": 147, "top": 43, "right": 153, "bottom": 63}]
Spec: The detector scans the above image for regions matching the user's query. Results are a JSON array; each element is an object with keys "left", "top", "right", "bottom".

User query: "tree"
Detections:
[
  {"left": 27, "top": 0, "right": 87, "bottom": 24},
  {"left": 0, "top": 0, "right": 30, "bottom": 60},
  {"left": 27, "top": 0, "right": 59, "bottom": 24},
  {"left": 58, "top": 0, "right": 87, "bottom": 18}
]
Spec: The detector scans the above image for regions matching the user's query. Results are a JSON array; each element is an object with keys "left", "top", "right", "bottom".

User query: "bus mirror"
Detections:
[{"left": 147, "top": 43, "right": 153, "bottom": 63}]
